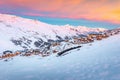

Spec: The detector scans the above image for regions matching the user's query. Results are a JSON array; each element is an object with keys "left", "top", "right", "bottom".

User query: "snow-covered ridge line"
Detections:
[
  {"left": 0, "top": 13, "right": 106, "bottom": 41},
  {"left": 0, "top": 13, "right": 106, "bottom": 32},
  {"left": 0, "top": 13, "right": 120, "bottom": 60},
  {"left": 0, "top": 13, "right": 107, "bottom": 52}
]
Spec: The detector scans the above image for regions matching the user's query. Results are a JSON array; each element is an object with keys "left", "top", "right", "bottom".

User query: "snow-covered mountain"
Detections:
[
  {"left": 0, "top": 28, "right": 120, "bottom": 80},
  {"left": 0, "top": 13, "right": 120, "bottom": 80},
  {"left": 0, "top": 13, "right": 106, "bottom": 53}
]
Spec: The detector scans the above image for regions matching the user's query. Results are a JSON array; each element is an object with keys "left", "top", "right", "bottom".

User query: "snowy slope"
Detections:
[
  {"left": 0, "top": 31, "right": 120, "bottom": 80},
  {"left": 0, "top": 13, "right": 106, "bottom": 53}
]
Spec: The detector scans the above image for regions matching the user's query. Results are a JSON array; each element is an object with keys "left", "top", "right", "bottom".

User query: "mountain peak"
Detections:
[{"left": 0, "top": 13, "right": 108, "bottom": 55}]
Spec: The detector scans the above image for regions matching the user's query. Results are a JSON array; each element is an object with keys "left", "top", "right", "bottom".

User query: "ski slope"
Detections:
[{"left": 0, "top": 32, "right": 120, "bottom": 80}]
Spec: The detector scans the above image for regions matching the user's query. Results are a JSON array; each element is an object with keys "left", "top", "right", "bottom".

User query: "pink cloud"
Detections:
[{"left": 0, "top": 0, "right": 120, "bottom": 24}]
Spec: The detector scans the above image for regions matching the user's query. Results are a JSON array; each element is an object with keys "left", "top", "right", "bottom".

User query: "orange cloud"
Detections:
[{"left": 0, "top": 0, "right": 120, "bottom": 24}]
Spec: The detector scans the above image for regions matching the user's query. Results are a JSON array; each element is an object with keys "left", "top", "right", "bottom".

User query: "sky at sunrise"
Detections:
[{"left": 0, "top": 0, "right": 120, "bottom": 28}]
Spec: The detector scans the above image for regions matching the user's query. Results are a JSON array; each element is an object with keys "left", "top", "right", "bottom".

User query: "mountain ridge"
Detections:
[
  {"left": 0, "top": 13, "right": 120, "bottom": 60},
  {"left": 0, "top": 13, "right": 106, "bottom": 52}
]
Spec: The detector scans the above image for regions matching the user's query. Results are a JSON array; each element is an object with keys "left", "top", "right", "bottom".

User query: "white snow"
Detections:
[
  {"left": 0, "top": 31, "right": 120, "bottom": 80},
  {"left": 0, "top": 13, "right": 106, "bottom": 53},
  {"left": 0, "top": 13, "right": 120, "bottom": 80}
]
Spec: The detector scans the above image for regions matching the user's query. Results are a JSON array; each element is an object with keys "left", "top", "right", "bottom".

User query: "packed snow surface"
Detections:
[{"left": 0, "top": 32, "right": 120, "bottom": 80}]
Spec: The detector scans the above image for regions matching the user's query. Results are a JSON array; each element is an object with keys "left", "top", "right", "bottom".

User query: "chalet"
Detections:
[
  {"left": 14, "top": 51, "right": 21, "bottom": 55},
  {"left": 33, "top": 49, "right": 41, "bottom": 55},
  {"left": 73, "top": 34, "right": 88, "bottom": 44},
  {"left": 101, "top": 33, "right": 109, "bottom": 38},
  {"left": 51, "top": 42, "right": 60, "bottom": 47},
  {"left": 53, "top": 50, "right": 58, "bottom": 53}
]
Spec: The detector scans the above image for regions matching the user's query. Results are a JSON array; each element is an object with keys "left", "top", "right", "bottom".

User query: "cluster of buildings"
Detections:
[{"left": 0, "top": 28, "right": 120, "bottom": 60}]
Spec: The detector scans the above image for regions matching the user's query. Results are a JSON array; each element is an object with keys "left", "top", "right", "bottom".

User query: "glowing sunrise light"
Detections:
[{"left": 0, "top": 0, "right": 120, "bottom": 24}]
